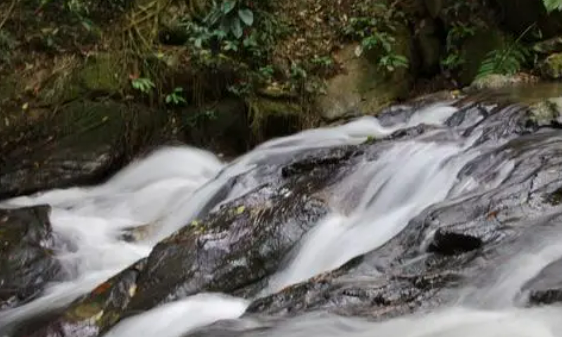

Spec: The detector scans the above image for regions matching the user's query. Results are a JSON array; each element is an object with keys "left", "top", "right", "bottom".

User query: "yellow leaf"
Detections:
[
  {"left": 22, "top": 103, "right": 29, "bottom": 110},
  {"left": 128, "top": 284, "right": 137, "bottom": 297},
  {"left": 236, "top": 206, "right": 245, "bottom": 214}
]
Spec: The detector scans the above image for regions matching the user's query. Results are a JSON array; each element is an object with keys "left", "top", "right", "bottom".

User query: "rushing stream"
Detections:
[{"left": 2, "top": 94, "right": 562, "bottom": 337}]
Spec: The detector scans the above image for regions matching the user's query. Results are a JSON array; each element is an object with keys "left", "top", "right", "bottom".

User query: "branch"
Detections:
[{"left": 0, "top": 0, "right": 17, "bottom": 31}]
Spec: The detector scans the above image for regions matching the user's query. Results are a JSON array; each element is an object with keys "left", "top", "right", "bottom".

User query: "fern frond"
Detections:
[{"left": 475, "top": 27, "right": 534, "bottom": 81}]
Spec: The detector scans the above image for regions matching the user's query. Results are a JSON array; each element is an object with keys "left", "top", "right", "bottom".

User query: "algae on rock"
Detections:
[
  {"left": 541, "top": 53, "right": 562, "bottom": 80},
  {"left": 248, "top": 94, "right": 304, "bottom": 141},
  {"left": 78, "top": 53, "right": 126, "bottom": 95}
]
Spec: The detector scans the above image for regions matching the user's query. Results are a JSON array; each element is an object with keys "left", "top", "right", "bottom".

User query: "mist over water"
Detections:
[{"left": 2, "top": 101, "right": 562, "bottom": 337}]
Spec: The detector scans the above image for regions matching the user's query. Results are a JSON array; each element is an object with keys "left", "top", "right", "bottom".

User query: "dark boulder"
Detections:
[
  {"left": 0, "top": 100, "right": 169, "bottom": 199},
  {"left": 0, "top": 206, "right": 65, "bottom": 310}
]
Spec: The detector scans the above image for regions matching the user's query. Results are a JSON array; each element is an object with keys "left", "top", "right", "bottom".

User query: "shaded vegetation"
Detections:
[{"left": 0, "top": 0, "right": 562, "bottom": 154}]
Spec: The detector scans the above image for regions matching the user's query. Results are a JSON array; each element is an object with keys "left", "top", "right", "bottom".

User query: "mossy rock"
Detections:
[
  {"left": 469, "top": 73, "right": 539, "bottom": 91},
  {"left": 529, "top": 97, "right": 562, "bottom": 127},
  {"left": 37, "top": 53, "right": 125, "bottom": 105},
  {"left": 316, "top": 23, "right": 413, "bottom": 121},
  {"left": 249, "top": 95, "right": 304, "bottom": 141},
  {"left": 459, "top": 29, "right": 506, "bottom": 86},
  {"left": 540, "top": 53, "right": 562, "bottom": 80},
  {"left": 78, "top": 53, "right": 126, "bottom": 94}
]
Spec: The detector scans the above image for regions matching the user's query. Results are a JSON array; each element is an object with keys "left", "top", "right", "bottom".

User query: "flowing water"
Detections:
[{"left": 2, "top": 98, "right": 562, "bottom": 337}]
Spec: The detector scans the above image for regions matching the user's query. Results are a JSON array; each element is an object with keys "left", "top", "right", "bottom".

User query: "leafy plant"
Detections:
[
  {"left": 344, "top": 3, "right": 409, "bottom": 73},
  {"left": 475, "top": 45, "right": 529, "bottom": 80},
  {"left": 166, "top": 87, "right": 187, "bottom": 105},
  {"left": 475, "top": 26, "right": 534, "bottom": 80},
  {"left": 131, "top": 77, "right": 155, "bottom": 93},
  {"left": 543, "top": 0, "right": 562, "bottom": 13},
  {"left": 379, "top": 54, "right": 409, "bottom": 72},
  {"left": 311, "top": 56, "right": 333, "bottom": 67},
  {"left": 204, "top": 0, "right": 254, "bottom": 39},
  {"left": 441, "top": 23, "right": 477, "bottom": 71}
]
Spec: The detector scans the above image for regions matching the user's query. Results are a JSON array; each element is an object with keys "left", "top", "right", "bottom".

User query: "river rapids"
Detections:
[{"left": 2, "top": 93, "right": 562, "bottom": 337}]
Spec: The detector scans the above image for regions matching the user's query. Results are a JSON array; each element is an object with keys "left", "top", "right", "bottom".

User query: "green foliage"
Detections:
[
  {"left": 543, "top": 0, "right": 562, "bottom": 13},
  {"left": 441, "top": 23, "right": 476, "bottom": 71},
  {"left": 475, "top": 26, "right": 534, "bottom": 80},
  {"left": 475, "top": 45, "right": 529, "bottom": 79},
  {"left": 182, "top": 0, "right": 283, "bottom": 65},
  {"left": 180, "top": 0, "right": 287, "bottom": 100},
  {"left": 0, "top": 29, "right": 17, "bottom": 65},
  {"left": 165, "top": 87, "right": 187, "bottom": 105},
  {"left": 131, "top": 78, "right": 155, "bottom": 94},
  {"left": 344, "top": 2, "right": 409, "bottom": 73},
  {"left": 311, "top": 56, "right": 333, "bottom": 67},
  {"left": 204, "top": 0, "right": 254, "bottom": 39}
]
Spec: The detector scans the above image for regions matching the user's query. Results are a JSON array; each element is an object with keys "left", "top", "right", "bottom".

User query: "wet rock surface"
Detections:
[
  {"left": 0, "top": 100, "right": 169, "bottom": 200},
  {"left": 0, "top": 206, "right": 65, "bottom": 310},
  {"left": 5, "top": 89, "right": 562, "bottom": 336},
  {"left": 25, "top": 259, "right": 147, "bottom": 337},
  {"left": 521, "top": 257, "right": 562, "bottom": 306}
]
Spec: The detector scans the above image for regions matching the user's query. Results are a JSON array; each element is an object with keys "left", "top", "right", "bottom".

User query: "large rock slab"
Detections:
[{"left": 0, "top": 100, "right": 167, "bottom": 199}]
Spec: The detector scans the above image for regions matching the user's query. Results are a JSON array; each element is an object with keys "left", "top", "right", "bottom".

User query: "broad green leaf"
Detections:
[
  {"left": 238, "top": 9, "right": 254, "bottom": 26},
  {"left": 231, "top": 17, "right": 243, "bottom": 38},
  {"left": 543, "top": 0, "right": 562, "bottom": 12},
  {"left": 222, "top": 0, "right": 236, "bottom": 14}
]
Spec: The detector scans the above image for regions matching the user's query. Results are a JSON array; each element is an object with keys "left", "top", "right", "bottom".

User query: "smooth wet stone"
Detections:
[
  {"left": 0, "top": 206, "right": 65, "bottom": 310},
  {"left": 521, "top": 259, "right": 562, "bottom": 305},
  {"left": 24, "top": 259, "right": 147, "bottom": 337}
]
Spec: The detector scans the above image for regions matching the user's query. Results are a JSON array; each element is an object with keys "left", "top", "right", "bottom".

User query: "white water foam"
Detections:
[
  {"left": 1, "top": 102, "right": 489, "bottom": 337},
  {"left": 104, "top": 293, "right": 249, "bottom": 337}
]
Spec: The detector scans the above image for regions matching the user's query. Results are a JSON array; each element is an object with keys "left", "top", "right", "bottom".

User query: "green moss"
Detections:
[
  {"left": 529, "top": 97, "right": 562, "bottom": 126},
  {"left": 79, "top": 53, "right": 126, "bottom": 94},
  {"left": 541, "top": 53, "right": 562, "bottom": 80},
  {"left": 249, "top": 96, "right": 302, "bottom": 138}
]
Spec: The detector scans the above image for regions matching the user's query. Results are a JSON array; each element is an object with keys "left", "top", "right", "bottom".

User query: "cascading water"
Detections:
[{"left": 3, "top": 97, "right": 562, "bottom": 337}]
